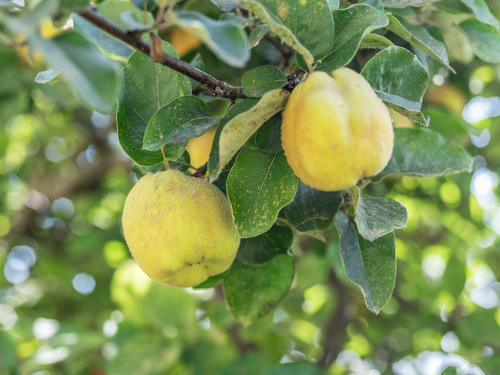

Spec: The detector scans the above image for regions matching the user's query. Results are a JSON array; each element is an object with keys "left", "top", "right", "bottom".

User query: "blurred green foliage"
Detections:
[{"left": 0, "top": 1, "right": 500, "bottom": 375}]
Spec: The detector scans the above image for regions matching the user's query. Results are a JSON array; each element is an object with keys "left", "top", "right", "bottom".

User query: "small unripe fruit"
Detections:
[
  {"left": 281, "top": 68, "right": 393, "bottom": 191},
  {"left": 122, "top": 170, "right": 240, "bottom": 287}
]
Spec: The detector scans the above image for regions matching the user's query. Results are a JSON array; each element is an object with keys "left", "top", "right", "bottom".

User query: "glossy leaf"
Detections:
[
  {"left": 383, "top": 0, "right": 435, "bottom": 7},
  {"left": 168, "top": 10, "right": 250, "bottom": 68},
  {"left": 335, "top": 212, "right": 396, "bottom": 314},
  {"left": 29, "top": 32, "right": 120, "bottom": 114},
  {"left": 241, "top": 0, "right": 314, "bottom": 65},
  {"left": 317, "top": 4, "right": 388, "bottom": 72},
  {"left": 255, "top": 0, "right": 334, "bottom": 59},
  {"left": 241, "top": 65, "right": 287, "bottom": 97},
  {"left": 379, "top": 128, "right": 473, "bottom": 178},
  {"left": 387, "top": 15, "right": 454, "bottom": 72},
  {"left": 353, "top": 189, "right": 408, "bottom": 241},
  {"left": 223, "top": 254, "right": 295, "bottom": 323},
  {"left": 460, "top": 0, "right": 499, "bottom": 29},
  {"left": 143, "top": 96, "right": 218, "bottom": 150},
  {"left": 282, "top": 181, "right": 342, "bottom": 226},
  {"left": 227, "top": 147, "right": 298, "bottom": 238},
  {"left": 361, "top": 46, "right": 429, "bottom": 126},
  {"left": 237, "top": 224, "right": 293, "bottom": 264},
  {"left": 209, "top": 89, "right": 289, "bottom": 181},
  {"left": 249, "top": 24, "right": 270, "bottom": 48},
  {"left": 252, "top": 114, "right": 283, "bottom": 155},
  {"left": 360, "top": 33, "right": 394, "bottom": 49},
  {"left": 211, "top": 0, "right": 241, "bottom": 11},
  {"left": 117, "top": 46, "right": 191, "bottom": 165}
]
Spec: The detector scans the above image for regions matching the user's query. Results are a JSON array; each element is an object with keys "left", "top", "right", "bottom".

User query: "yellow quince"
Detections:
[
  {"left": 281, "top": 68, "right": 393, "bottom": 191},
  {"left": 122, "top": 169, "right": 240, "bottom": 287}
]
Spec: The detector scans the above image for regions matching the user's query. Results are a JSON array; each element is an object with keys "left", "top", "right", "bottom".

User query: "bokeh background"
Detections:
[{"left": 1, "top": 1, "right": 500, "bottom": 374}]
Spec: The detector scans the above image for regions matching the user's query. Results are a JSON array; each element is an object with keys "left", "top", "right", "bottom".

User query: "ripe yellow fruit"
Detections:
[
  {"left": 281, "top": 68, "right": 393, "bottom": 191},
  {"left": 186, "top": 128, "right": 216, "bottom": 169},
  {"left": 122, "top": 169, "right": 240, "bottom": 287},
  {"left": 169, "top": 27, "right": 201, "bottom": 57}
]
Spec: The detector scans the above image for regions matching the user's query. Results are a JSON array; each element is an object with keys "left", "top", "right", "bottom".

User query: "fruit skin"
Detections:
[
  {"left": 169, "top": 27, "right": 201, "bottom": 57},
  {"left": 186, "top": 127, "right": 216, "bottom": 169},
  {"left": 122, "top": 169, "right": 240, "bottom": 287},
  {"left": 281, "top": 68, "right": 393, "bottom": 191}
]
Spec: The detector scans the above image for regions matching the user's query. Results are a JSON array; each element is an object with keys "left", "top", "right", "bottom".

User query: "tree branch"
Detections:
[
  {"left": 78, "top": 7, "right": 246, "bottom": 99},
  {"left": 318, "top": 268, "right": 353, "bottom": 368}
]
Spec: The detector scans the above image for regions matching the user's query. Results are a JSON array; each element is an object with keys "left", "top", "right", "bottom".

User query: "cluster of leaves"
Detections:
[
  {"left": 2, "top": 0, "right": 495, "bottom": 318},
  {"left": 1, "top": 0, "right": 500, "bottom": 374}
]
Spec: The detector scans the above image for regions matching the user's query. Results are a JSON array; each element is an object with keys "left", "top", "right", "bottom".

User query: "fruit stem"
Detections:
[{"left": 160, "top": 147, "right": 170, "bottom": 170}]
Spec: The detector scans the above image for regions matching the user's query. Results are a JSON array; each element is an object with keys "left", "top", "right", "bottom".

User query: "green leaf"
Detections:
[
  {"left": 460, "top": 19, "right": 500, "bottom": 63},
  {"left": 73, "top": 0, "right": 153, "bottom": 60},
  {"left": 223, "top": 254, "right": 295, "bottom": 323},
  {"left": 457, "top": 311, "right": 500, "bottom": 347},
  {"left": 237, "top": 224, "right": 293, "bottom": 264},
  {"left": 143, "top": 96, "right": 218, "bottom": 150},
  {"left": 252, "top": 114, "right": 283, "bottom": 154},
  {"left": 241, "top": 1, "right": 314, "bottom": 65},
  {"left": 382, "top": 0, "right": 433, "bottom": 7},
  {"left": 327, "top": 0, "right": 340, "bottom": 11},
  {"left": 29, "top": 32, "right": 120, "bottom": 114},
  {"left": 460, "top": 0, "right": 499, "bottom": 29},
  {"left": 387, "top": 15, "right": 454, "bottom": 72},
  {"left": 167, "top": 10, "right": 250, "bottom": 68},
  {"left": 282, "top": 181, "right": 342, "bottom": 226},
  {"left": 227, "top": 147, "right": 298, "bottom": 238},
  {"left": 317, "top": 4, "right": 388, "bottom": 72},
  {"left": 117, "top": 46, "right": 191, "bottom": 165},
  {"left": 209, "top": 100, "right": 257, "bottom": 180},
  {"left": 34, "top": 69, "right": 60, "bottom": 84},
  {"left": 211, "top": 0, "right": 241, "bottom": 12},
  {"left": 441, "top": 256, "right": 466, "bottom": 298},
  {"left": 335, "top": 212, "right": 396, "bottom": 314},
  {"left": 426, "top": 107, "right": 472, "bottom": 141},
  {"left": 360, "top": 33, "right": 394, "bottom": 49},
  {"left": 192, "top": 271, "right": 227, "bottom": 289},
  {"left": 254, "top": 0, "right": 334, "bottom": 59},
  {"left": 361, "top": 46, "right": 429, "bottom": 126},
  {"left": 0, "top": 332, "right": 16, "bottom": 373},
  {"left": 378, "top": 128, "right": 473, "bottom": 178},
  {"left": 209, "top": 89, "right": 289, "bottom": 181},
  {"left": 120, "top": 11, "right": 153, "bottom": 30},
  {"left": 249, "top": 24, "right": 270, "bottom": 48},
  {"left": 241, "top": 65, "right": 287, "bottom": 97},
  {"left": 353, "top": 188, "right": 407, "bottom": 242}
]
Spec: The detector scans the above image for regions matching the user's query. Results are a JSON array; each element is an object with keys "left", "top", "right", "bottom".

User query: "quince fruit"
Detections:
[
  {"left": 186, "top": 127, "right": 216, "bottom": 169},
  {"left": 169, "top": 27, "right": 201, "bottom": 57},
  {"left": 122, "top": 169, "right": 240, "bottom": 287},
  {"left": 281, "top": 68, "right": 393, "bottom": 191}
]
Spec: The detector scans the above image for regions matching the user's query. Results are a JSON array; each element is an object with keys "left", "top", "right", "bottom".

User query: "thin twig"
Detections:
[
  {"left": 318, "top": 268, "right": 353, "bottom": 368},
  {"left": 78, "top": 7, "right": 246, "bottom": 99},
  {"left": 192, "top": 162, "right": 208, "bottom": 178}
]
